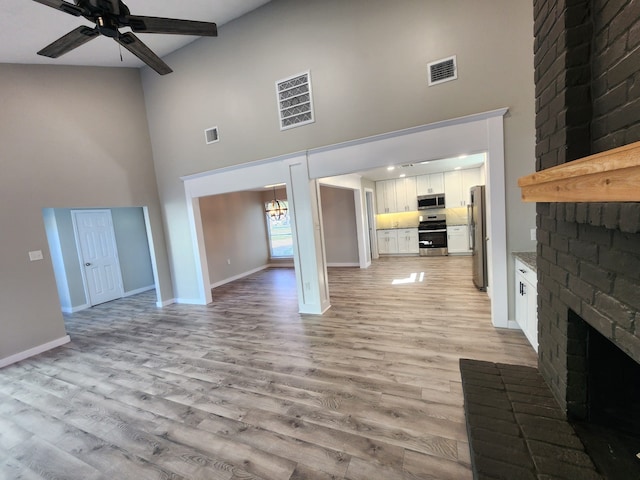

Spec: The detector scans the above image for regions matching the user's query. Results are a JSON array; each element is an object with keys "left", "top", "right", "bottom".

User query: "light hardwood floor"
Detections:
[{"left": 0, "top": 256, "right": 538, "bottom": 480}]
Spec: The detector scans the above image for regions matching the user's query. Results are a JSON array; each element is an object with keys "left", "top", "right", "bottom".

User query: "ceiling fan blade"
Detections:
[
  {"left": 32, "top": 0, "right": 86, "bottom": 17},
  {"left": 37, "top": 26, "right": 100, "bottom": 58},
  {"left": 125, "top": 16, "right": 217, "bottom": 37},
  {"left": 116, "top": 32, "right": 173, "bottom": 75}
]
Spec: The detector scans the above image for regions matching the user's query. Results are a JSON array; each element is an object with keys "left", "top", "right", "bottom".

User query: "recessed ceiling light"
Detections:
[
  {"left": 418, "top": 161, "right": 430, "bottom": 165},
  {"left": 454, "top": 166, "right": 462, "bottom": 170},
  {"left": 458, "top": 154, "right": 468, "bottom": 159},
  {"left": 387, "top": 166, "right": 396, "bottom": 171},
  {"left": 399, "top": 174, "right": 406, "bottom": 178}
]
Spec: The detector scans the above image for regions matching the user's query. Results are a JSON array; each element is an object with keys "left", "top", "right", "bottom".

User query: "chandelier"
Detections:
[{"left": 265, "top": 187, "right": 288, "bottom": 220}]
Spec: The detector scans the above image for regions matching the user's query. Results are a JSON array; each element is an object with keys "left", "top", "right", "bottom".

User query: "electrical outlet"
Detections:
[
  {"left": 29, "top": 250, "right": 43, "bottom": 261},
  {"left": 530, "top": 228, "right": 536, "bottom": 241}
]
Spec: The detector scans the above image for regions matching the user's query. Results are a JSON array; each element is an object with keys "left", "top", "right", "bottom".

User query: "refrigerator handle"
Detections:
[{"left": 467, "top": 203, "right": 475, "bottom": 250}]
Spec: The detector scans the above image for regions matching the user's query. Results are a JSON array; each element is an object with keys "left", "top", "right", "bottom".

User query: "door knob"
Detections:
[{"left": 85, "top": 263, "right": 91, "bottom": 266}]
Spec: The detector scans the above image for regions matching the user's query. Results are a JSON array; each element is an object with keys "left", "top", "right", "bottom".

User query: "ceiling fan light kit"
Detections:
[{"left": 33, "top": 0, "right": 218, "bottom": 75}]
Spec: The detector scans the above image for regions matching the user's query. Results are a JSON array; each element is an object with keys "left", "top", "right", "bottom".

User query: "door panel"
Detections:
[{"left": 73, "top": 210, "right": 123, "bottom": 306}]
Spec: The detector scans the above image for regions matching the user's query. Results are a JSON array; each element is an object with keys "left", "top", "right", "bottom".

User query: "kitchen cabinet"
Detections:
[
  {"left": 377, "top": 229, "right": 398, "bottom": 254},
  {"left": 377, "top": 228, "right": 418, "bottom": 255},
  {"left": 447, "top": 225, "right": 470, "bottom": 254},
  {"left": 396, "top": 177, "right": 417, "bottom": 212},
  {"left": 376, "top": 179, "right": 397, "bottom": 214},
  {"left": 376, "top": 177, "right": 416, "bottom": 213},
  {"left": 397, "top": 228, "right": 419, "bottom": 254},
  {"left": 416, "top": 173, "right": 444, "bottom": 195},
  {"left": 515, "top": 258, "right": 538, "bottom": 352},
  {"left": 444, "top": 167, "right": 482, "bottom": 208}
]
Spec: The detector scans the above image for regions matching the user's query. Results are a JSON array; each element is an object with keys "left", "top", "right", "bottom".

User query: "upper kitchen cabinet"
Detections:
[
  {"left": 396, "top": 177, "right": 417, "bottom": 212},
  {"left": 376, "top": 179, "right": 397, "bottom": 214},
  {"left": 444, "top": 167, "right": 482, "bottom": 208},
  {"left": 376, "top": 177, "right": 416, "bottom": 213},
  {"left": 416, "top": 173, "right": 444, "bottom": 195}
]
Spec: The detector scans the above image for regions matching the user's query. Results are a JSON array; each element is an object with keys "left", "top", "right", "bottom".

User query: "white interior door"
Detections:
[{"left": 73, "top": 210, "right": 123, "bottom": 306}]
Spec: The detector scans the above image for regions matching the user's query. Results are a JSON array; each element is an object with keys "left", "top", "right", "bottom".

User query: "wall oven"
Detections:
[{"left": 418, "top": 214, "right": 448, "bottom": 256}]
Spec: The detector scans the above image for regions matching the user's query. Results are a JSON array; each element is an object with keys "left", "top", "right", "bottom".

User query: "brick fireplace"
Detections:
[{"left": 533, "top": 0, "right": 640, "bottom": 475}]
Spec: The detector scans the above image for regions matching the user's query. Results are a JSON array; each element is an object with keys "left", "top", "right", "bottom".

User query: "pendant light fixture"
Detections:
[{"left": 265, "top": 186, "right": 288, "bottom": 220}]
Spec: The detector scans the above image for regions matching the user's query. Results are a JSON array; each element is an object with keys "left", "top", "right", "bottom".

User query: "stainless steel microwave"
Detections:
[{"left": 417, "top": 193, "right": 445, "bottom": 210}]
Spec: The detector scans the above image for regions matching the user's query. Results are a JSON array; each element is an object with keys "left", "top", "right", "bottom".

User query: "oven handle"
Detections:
[{"left": 418, "top": 229, "right": 447, "bottom": 233}]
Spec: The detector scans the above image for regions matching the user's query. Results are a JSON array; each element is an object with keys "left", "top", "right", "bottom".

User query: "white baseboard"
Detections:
[
  {"left": 507, "top": 319, "right": 521, "bottom": 330},
  {"left": 124, "top": 285, "right": 155, "bottom": 297},
  {"left": 210, "top": 265, "right": 269, "bottom": 289},
  {"left": 174, "top": 298, "right": 206, "bottom": 305},
  {"left": 0, "top": 335, "right": 71, "bottom": 369},
  {"left": 268, "top": 262, "right": 295, "bottom": 268},
  {"left": 327, "top": 262, "right": 360, "bottom": 268},
  {"left": 61, "top": 303, "right": 91, "bottom": 314},
  {"left": 157, "top": 298, "right": 175, "bottom": 307}
]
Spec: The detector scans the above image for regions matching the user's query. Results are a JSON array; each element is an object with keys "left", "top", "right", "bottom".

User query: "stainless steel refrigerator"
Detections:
[{"left": 469, "top": 185, "right": 488, "bottom": 291}]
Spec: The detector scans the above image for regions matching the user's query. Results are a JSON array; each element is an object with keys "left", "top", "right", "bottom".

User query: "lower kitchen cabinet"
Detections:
[
  {"left": 397, "top": 228, "right": 419, "bottom": 254},
  {"left": 377, "top": 228, "right": 418, "bottom": 255},
  {"left": 515, "top": 258, "right": 538, "bottom": 352},
  {"left": 447, "top": 225, "right": 470, "bottom": 254},
  {"left": 377, "top": 229, "right": 398, "bottom": 254}
]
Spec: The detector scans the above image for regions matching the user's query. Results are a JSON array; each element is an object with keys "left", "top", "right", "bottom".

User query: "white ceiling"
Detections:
[
  {"left": 359, "top": 153, "right": 486, "bottom": 182},
  {"left": 0, "top": 0, "right": 271, "bottom": 69}
]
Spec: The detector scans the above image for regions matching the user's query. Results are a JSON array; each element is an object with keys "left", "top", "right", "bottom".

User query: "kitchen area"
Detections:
[{"left": 371, "top": 154, "right": 488, "bottom": 288}]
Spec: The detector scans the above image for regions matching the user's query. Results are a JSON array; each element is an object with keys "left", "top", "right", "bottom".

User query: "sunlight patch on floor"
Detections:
[{"left": 392, "top": 271, "right": 425, "bottom": 285}]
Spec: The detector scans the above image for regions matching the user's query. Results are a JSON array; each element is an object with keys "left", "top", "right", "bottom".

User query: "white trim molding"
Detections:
[
  {"left": 0, "top": 335, "right": 71, "bottom": 368},
  {"left": 210, "top": 265, "right": 269, "bottom": 289}
]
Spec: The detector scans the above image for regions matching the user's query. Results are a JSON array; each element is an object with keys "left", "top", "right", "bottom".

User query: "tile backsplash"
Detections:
[{"left": 375, "top": 207, "right": 468, "bottom": 229}]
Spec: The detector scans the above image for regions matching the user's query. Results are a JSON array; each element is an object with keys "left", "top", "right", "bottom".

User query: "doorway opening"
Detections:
[{"left": 43, "top": 207, "right": 158, "bottom": 312}]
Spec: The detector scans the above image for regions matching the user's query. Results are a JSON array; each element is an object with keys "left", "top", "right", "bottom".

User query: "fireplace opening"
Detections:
[{"left": 567, "top": 310, "right": 640, "bottom": 479}]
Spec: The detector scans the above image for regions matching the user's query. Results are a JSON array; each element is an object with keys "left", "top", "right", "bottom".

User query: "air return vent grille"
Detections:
[
  {"left": 276, "top": 71, "right": 315, "bottom": 130},
  {"left": 427, "top": 55, "right": 457, "bottom": 86},
  {"left": 204, "top": 126, "right": 219, "bottom": 144}
]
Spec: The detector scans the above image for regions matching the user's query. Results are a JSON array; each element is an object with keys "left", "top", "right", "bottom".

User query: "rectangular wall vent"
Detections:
[
  {"left": 276, "top": 70, "right": 315, "bottom": 131},
  {"left": 204, "top": 126, "right": 219, "bottom": 144},
  {"left": 427, "top": 55, "right": 457, "bottom": 86}
]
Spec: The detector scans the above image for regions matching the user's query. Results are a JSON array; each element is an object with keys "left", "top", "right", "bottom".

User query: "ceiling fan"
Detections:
[{"left": 33, "top": 0, "right": 218, "bottom": 75}]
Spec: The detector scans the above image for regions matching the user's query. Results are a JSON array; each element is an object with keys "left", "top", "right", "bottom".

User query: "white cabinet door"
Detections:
[
  {"left": 429, "top": 173, "right": 445, "bottom": 194},
  {"left": 447, "top": 225, "right": 469, "bottom": 254},
  {"left": 444, "top": 171, "right": 463, "bottom": 208},
  {"left": 416, "top": 173, "right": 445, "bottom": 195},
  {"left": 397, "top": 228, "right": 418, "bottom": 254},
  {"left": 461, "top": 168, "right": 482, "bottom": 206},
  {"left": 376, "top": 229, "right": 398, "bottom": 254},
  {"left": 444, "top": 168, "right": 481, "bottom": 208},
  {"left": 396, "top": 177, "right": 417, "bottom": 212},
  {"left": 515, "top": 259, "right": 538, "bottom": 352},
  {"left": 375, "top": 180, "right": 397, "bottom": 214}
]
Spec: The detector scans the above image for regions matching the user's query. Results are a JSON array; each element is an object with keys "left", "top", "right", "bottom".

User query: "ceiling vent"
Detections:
[
  {"left": 276, "top": 70, "right": 315, "bottom": 130},
  {"left": 204, "top": 126, "right": 219, "bottom": 144},
  {"left": 427, "top": 55, "right": 457, "bottom": 86}
]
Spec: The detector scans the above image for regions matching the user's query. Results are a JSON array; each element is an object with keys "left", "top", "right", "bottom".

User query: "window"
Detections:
[{"left": 265, "top": 201, "right": 293, "bottom": 257}]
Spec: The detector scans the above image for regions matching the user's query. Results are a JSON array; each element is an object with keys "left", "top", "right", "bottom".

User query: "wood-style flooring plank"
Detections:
[{"left": 0, "top": 256, "right": 537, "bottom": 479}]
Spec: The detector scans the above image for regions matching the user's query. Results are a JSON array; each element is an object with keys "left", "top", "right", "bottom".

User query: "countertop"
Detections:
[
  {"left": 513, "top": 252, "right": 537, "bottom": 272},
  {"left": 377, "top": 226, "right": 418, "bottom": 230}
]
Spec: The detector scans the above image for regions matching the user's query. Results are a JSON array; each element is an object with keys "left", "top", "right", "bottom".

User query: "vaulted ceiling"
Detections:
[{"left": 0, "top": 0, "right": 271, "bottom": 69}]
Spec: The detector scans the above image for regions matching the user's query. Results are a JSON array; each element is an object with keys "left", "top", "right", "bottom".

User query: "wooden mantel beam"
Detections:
[{"left": 518, "top": 141, "right": 640, "bottom": 202}]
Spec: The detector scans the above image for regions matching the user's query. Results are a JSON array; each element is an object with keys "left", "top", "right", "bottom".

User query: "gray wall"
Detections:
[
  {"left": 0, "top": 64, "right": 171, "bottom": 362},
  {"left": 45, "top": 208, "right": 155, "bottom": 309},
  {"left": 320, "top": 186, "right": 359, "bottom": 265},
  {"left": 141, "top": 0, "right": 536, "bottom": 304},
  {"left": 200, "top": 191, "right": 270, "bottom": 285}
]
